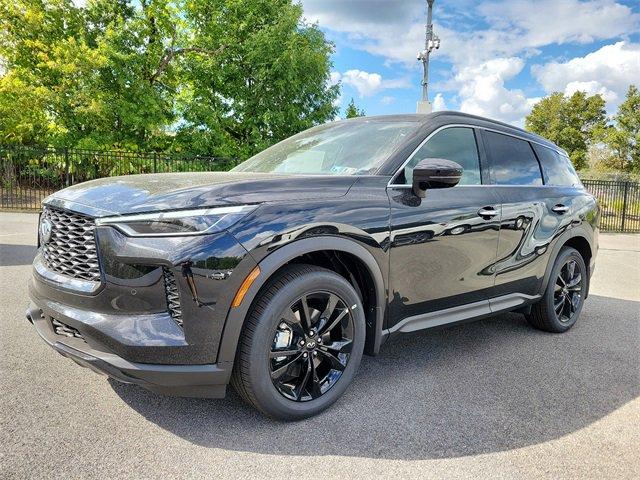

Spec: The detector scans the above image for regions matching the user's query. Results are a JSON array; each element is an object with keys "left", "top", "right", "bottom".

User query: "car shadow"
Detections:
[
  {"left": 110, "top": 294, "right": 639, "bottom": 460},
  {"left": 0, "top": 243, "right": 37, "bottom": 266}
]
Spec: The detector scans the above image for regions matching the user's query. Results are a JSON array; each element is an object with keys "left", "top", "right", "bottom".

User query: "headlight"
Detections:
[{"left": 96, "top": 205, "right": 256, "bottom": 237}]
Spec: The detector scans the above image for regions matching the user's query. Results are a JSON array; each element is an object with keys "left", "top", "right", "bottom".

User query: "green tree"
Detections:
[
  {"left": 0, "top": 0, "right": 95, "bottom": 145},
  {"left": 174, "top": 0, "right": 339, "bottom": 158},
  {"left": 344, "top": 98, "right": 365, "bottom": 118},
  {"left": 525, "top": 91, "right": 606, "bottom": 169},
  {"left": 601, "top": 85, "right": 640, "bottom": 172},
  {"left": 0, "top": 0, "right": 339, "bottom": 158},
  {"left": 0, "top": 0, "right": 192, "bottom": 149},
  {"left": 0, "top": 72, "right": 51, "bottom": 145}
]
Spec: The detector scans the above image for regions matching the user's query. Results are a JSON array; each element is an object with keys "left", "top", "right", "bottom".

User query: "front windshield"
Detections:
[{"left": 231, "top": 120, "right": 418, "bottom": 175}]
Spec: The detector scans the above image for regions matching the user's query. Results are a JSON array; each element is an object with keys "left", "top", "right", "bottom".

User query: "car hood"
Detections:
[{"left": 45, "top": 172, "right": 358, "bottom": 216}]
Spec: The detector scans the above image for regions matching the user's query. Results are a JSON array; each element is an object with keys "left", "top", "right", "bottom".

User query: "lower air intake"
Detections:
[
  {"left": 51, "top": 318, "right": 85, "bottom": 341},
  {"left": 163, "top": 268, "right": 183, "bottom": 327}
]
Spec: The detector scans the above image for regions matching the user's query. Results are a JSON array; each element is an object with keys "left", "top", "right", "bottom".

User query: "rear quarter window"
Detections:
[{"left": 532, "top": 144, "right": 582, "bottom": 187}]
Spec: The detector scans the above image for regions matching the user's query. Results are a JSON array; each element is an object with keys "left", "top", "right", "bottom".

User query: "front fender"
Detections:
[{"left": 215, "top": 235, "right": 388, "bottom": 365}]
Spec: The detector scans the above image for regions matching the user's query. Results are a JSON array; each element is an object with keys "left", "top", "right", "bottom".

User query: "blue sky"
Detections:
[{"left": 300, "top": 0, "right": 640, "bottom": 125}]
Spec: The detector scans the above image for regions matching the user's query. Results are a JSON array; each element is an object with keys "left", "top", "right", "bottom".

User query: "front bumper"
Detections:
[
  {"left": 26, "top": 305, "right": 230, "bottom": 398},
  {"left": 29, "top": 218, "right": 258, "bottom": 365},
  {"left": 26, "top": 209, "right": 259, "bottom": 397}
]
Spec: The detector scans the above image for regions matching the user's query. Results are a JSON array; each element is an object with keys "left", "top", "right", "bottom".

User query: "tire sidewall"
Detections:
[
  {"left": 245, "top": 269, "right": 366, "bottom": 420},
  {"left": 543, "top": 247, "right": 587, "bottom": 332}
]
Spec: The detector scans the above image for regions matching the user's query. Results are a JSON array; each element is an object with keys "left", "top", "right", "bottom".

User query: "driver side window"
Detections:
[{"left": 403, "top": 127, "right": 481, "bottom": 185}]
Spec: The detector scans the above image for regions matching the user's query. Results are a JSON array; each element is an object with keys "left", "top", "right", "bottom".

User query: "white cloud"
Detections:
[
  {"left": 564, "top": 81, "right": 618, "bottom": 103},
  {"left": 533, "top": 42, "right": 640, "bottom": 112},
  {"left": 479, "top": 0, "right": 638, "bottom": 48},
  {"left": 301, "top": 0, "right": 425, "bottom": 66},
  {"left": 340, "top": 70, "right": 382, "bottom": 97},
  {"left": 432, "top": 93, "right": 447, "bottom": 111},
  {"left": 302, "top": 0, "right": 639, "bottom": 66},
  {"left": 447, "top": 58, "right": 536, "bottom": 124},
  {"left": 380, "top": 96, "right": 396, "bottom": 105},
  {"left": 337, "top": 69, "right": 411, "bottom": 98},
  {"left": 302, "top": 1, "right": 640, "bottom": 124}
]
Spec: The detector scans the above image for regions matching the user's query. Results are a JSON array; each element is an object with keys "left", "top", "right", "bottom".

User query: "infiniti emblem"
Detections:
[
  {"left": 39, "top": 218, "right": 53, "bottom": 244},
  {"left": 306, "top": 341, "right": 316, "bottom": 349}
]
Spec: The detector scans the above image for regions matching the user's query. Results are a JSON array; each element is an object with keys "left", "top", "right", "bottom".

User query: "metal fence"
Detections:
[
  {"left": 581, "top": 180, "right": 640, "bottom": 233},
  {"left": 1, "top": 146, "right": 639, "bottom": 233},
  {"left": 0, "top": 146, "right": 237, "bottom": 210}
]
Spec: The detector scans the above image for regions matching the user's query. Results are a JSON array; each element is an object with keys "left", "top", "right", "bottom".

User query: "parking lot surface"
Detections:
[{"left": 1, "top": 212, "right": 638, "bottom": 479}]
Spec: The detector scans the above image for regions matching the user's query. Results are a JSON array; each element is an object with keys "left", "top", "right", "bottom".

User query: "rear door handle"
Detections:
[
  {"left": 552, "top": 204, "right": 569, "bottom": 214},
  {"left": 477, "top": 207, "right": 498, "bottom": 219}
]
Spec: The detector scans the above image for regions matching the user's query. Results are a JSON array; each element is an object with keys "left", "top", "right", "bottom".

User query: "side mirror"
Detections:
[{"left": 412, "top": 158, "right": 463, "bottom": 198}]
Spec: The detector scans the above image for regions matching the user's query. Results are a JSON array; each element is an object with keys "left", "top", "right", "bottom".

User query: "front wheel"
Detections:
[
  {"left": 231, "top": 264, "right": 365, "bottom": 420},
  {"left": 526, "top": 246, "right": 587, "bottom": 333}
]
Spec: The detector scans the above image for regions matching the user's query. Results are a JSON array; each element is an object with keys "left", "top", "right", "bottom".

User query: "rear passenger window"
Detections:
[
  {"left": 532, "top": 144, "right": 582, "bottom": 187},
  {"left": 484, "top": 131, "right": 542, "bottom": 186},
  {"left": 403, "top": 127, "right": 481, "bottom": 185}
]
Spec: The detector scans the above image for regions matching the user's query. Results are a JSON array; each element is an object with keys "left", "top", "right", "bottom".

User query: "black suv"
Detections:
[{"left": 27, "top": 112, "right": 599, "bottom": 420}]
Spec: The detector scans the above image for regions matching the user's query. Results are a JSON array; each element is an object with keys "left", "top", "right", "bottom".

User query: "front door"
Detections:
[{"left": 386, "top": 126, "right": 501, "bottom": 328}]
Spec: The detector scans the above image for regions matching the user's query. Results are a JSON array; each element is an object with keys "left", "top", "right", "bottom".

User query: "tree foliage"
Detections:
[
  {"left": 344, "top": 97, "right": 365, "bottom": 118},
  {"left": 0, "top": 0, "right": 339, "bottom": 158},
  {"left": 174, "top": 0, "right": 339, "bottom": 158},
  {"left": 599, "top": 85, "right": 640, "bottom": 172},
  {"left": 525, "top": 91, "right": 606, "bottom": 170}
]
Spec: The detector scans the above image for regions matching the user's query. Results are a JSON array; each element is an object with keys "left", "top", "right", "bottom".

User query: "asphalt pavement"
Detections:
[{"left": 1, "top": 212, "right": 638, "bottom": 479}]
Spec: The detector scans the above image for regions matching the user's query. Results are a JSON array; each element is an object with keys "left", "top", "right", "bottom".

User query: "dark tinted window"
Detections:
[
  {"left": 403, "top": 127, "right": 481, "bottom": 185},
  {"left": 484, "top": 131, "right": 542, "bottom": 186},
  {"left": 532, "top": 144, "right": 582, "bottom": 187}
]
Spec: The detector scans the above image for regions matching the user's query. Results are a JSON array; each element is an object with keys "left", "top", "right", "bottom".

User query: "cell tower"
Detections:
[{"left": 416, "top": 0, "right": 440, "bottom": 113}]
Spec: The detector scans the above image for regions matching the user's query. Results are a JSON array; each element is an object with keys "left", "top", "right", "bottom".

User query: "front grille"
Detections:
[
  {"left": 163, "top": 268, "right": 183, "bottom": 327},
  {"left": 41, "top": 207, "right": 101, "bottom": 281},
  {"left": 51, "top": 318, "right": 85, "bottom": 341}
]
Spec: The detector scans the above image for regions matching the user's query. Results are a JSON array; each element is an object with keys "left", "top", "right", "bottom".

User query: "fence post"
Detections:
[
  {"left": 153, "top": 152, "right": 157, "bottom": 174},
  {"left": 621, "top": 181, "right": 629, "bottom": 233},
  {"left": 64, "top": 148, "right": 71, "bottom": 187}
]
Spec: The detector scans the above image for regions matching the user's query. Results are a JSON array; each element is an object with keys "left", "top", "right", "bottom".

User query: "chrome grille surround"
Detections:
[
  {"left": 41, "top": 206, "right": 101, "bottom": 282},
  {"left": 163, "top": 268, "right": 183, "bottom": 327}
]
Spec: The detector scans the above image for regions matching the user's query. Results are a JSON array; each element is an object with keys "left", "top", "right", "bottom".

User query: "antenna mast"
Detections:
[{"left": 417, "top": 0, "right": 440, "bottom": 113}]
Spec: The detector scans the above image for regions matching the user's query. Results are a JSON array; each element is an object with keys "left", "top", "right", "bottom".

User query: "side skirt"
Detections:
[{"left": 384, "top": 292, "right": 541, "bottom": 335}]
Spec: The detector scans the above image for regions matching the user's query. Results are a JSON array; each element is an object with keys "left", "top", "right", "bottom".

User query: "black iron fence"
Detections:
[
  {"left": 581, "top": 180, "right": 640, "bottom": 233},
  {"left": 1, "top": 146, "right": 237, "bottom": 210},
  {"left": 1, "top": 145, "right": 639, "bottom": 233}
]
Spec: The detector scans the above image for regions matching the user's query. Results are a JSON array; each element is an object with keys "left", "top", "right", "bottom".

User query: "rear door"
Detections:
[{"left": 481, "top": 130, "right": 579, "bottom": 301}]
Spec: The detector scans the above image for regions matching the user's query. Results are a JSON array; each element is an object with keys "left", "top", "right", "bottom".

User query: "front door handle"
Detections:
[
  {"left": 477, "top": 207, "right": 498, "bottom": 219},
  {"left": 552, "top": 204, "right": 569, "bottom": 214}
]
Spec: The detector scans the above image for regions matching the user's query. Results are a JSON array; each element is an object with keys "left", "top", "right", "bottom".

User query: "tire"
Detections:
[
  {"left": 231, "top": 264, "right": 365, "bottom": 420},
  {"left": 526, "top": 247, "right": 587, "bottom": 333}
]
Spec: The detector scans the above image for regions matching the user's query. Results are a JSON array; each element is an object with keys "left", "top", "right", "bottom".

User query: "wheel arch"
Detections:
[
  {"left": 217, "top": 236, "right": 387, "bottom": 367},
  {"left": 540, "top": 228, "right": 594, "bottom": 298}
]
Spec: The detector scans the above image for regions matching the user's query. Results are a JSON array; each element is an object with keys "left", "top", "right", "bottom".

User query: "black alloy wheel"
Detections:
[
  {"left": 231, "top": 264, "right": 365, "bottom": 420},
  {"left": 269, "top": 292, "right": 354, "bottom": 401},
  {"left": 553, "top": 259, "right": 583, "bottom": 323},
  {"left": 526, "top": 246, "right": 587, "bottom": 333}
]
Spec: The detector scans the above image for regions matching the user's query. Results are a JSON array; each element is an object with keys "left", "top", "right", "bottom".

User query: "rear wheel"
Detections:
[
  {"left": 231, "top": 264, "right": 365, "bottom": 420},
  {"left": 526, "top": 247, "right": 587, "bottom": 333}
]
